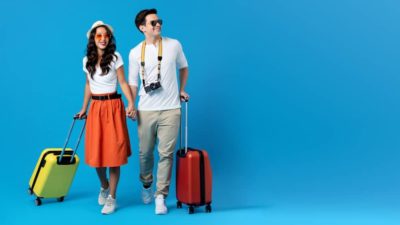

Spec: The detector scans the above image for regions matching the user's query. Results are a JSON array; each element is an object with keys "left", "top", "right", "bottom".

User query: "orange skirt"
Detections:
[{"left": 85, "top": 96, "right": 131, "bottom": 167}]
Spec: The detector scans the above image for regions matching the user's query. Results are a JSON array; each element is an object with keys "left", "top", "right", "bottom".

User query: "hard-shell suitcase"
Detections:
[
  {"left": 28, "top": 116, "right": 86, "bottom": 206},
  {"left": 176, "top": 101, "right": 212, "bottom": 214}
]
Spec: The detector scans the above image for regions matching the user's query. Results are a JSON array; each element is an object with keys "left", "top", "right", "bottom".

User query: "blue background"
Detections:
[{"left": 1, "top": 0, "right": 399, "bottom": 224}]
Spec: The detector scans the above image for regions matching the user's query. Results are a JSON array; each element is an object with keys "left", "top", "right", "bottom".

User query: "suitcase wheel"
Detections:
[
  {"left": 205, "top": 204, "right": 212, "bottom": 213},
  {"left": 188, "top": 206, "right": 195, "bottom": 214},
  {"left": 177, "top": 201, "right": 182, "bottom": 208},
  {"left": 35, "top": 198, "right": 42, "bottom": 206},
  {"left": 27, "top": 187, "right": 33, "bottom": 195},
  {"left": 57, "top": 197, "right": 64, "bottom": 202}
]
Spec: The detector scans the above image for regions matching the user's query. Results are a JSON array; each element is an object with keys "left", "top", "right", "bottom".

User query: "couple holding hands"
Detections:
[{"left": 75, "top": 8, "right": 189, "bottom": 215}]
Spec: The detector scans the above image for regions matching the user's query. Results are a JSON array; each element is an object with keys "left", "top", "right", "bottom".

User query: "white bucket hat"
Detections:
[{"left": 86, "top": 21, "right": 114, "bottom": 38}]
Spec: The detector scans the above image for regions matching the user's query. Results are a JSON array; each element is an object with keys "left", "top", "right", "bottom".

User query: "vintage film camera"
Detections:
[{"left": 144, "top": 81, "right": 162, "bottom": 93}]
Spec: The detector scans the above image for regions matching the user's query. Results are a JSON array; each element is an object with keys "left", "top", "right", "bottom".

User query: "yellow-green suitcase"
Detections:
[{"left": 28, "top": 116, "right": 86, "bottom": 206}]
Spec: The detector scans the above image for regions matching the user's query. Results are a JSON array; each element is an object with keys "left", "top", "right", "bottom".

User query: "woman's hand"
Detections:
[{"left": 75, "top": 109, "right": 87, "bottom": 119}]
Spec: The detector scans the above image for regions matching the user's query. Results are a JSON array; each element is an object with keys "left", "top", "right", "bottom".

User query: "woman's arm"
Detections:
[
  {"left": 76, "top": 76, "right": 91, "bottom": 118},
  {"left": 116, "top": 66, "right": 136, "bottom": 118}
]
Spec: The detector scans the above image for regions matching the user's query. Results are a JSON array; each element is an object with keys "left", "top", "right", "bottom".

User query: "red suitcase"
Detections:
[{"left": 176, "top": 101, "right": 212, "bottom": 214}]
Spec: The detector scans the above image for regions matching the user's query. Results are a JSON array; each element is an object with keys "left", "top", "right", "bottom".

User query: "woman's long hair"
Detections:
[{"left": 85, "top": 25, "right": 117, "bottom": 78}]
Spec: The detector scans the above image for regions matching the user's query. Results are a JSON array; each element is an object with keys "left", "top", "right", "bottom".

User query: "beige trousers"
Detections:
[{"left": 137, "top": 108, "right": 181, "bottom": 197}]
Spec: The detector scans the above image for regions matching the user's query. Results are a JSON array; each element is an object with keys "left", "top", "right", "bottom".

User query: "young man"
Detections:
[{"left": 128, "top": 9, "right": 189, "bottom": 215}]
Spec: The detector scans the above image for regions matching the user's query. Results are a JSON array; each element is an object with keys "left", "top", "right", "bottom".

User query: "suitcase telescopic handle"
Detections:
[
  {"left": 58, "top": 115, "right": 87, "bottom": 163},
  {"left": 179, "top": 100, "right": 189, "bottom": 154}
]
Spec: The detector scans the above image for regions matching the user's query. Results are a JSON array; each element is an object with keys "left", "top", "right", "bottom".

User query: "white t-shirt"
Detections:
[
  {"left": 129, "top": 37, "right": 188, "bottom": 111},
  {"left": 83, "top": 52, "right": 123, "bottom": 94}
]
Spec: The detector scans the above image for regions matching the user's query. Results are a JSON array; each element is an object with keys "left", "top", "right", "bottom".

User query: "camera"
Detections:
[{"left": 144, "top": 81, "right": 162, "bottom": 93}]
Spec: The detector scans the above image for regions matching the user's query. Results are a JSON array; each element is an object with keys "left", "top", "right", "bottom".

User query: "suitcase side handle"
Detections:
[{"left": 58, "top": 115, "right": 87, "bottom": 163}]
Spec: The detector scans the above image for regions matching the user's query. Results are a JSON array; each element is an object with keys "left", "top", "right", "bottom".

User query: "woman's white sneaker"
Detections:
[
  {"left": 101, "top": 195, "right": 117, "bottom": 215},
  {"left": 98, "top": 187, "right": 109, "bottom": 205}
]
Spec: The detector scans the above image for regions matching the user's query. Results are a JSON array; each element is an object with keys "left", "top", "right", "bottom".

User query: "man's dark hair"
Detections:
[{"left": 135, "top": 8, "right": 158, "bottom": 33}]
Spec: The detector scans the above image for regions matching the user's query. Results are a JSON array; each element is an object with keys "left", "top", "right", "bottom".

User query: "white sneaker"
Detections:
[
  {"left": 101, "top": 195, "right": 117, "bottom": 215},
  {"left": 155, "top": 194, "right": 168, "bottom": 215},
  {"left": 98, "top": 187, "right": 109, "bottom": 205},
  {"left": 142, "top": 186, "right": 153, "bottom": 204}
]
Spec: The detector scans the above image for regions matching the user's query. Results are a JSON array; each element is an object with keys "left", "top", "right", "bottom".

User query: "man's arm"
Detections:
[{"left": 179, "top": 67, "right": 189, "bottom": 101}]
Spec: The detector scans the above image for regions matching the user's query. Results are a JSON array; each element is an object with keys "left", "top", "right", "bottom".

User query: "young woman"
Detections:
[{"left": 76, "top": 21, "right": 136, "bottom": 214}]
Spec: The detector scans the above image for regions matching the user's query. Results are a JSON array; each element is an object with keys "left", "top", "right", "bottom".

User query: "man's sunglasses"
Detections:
[{"left": 149, "top": 19, "right": 163, "bottom": 27}]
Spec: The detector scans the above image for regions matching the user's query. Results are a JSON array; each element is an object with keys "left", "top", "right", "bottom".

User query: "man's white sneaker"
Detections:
[
  {"left": 101, "top": 195, "right": 117, "bottom": 215},
  {"left": 142, "top": 186, "right": 153, "bottom": 204},
  {"left": 98, "top": 187, "right": 109, "bottom": 205},
  {"left": 155, "top": 194, "right": 168, "bottom": 215}
]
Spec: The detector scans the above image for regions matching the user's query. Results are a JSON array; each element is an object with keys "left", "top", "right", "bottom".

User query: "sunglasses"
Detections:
[
  {"left": 95, "top": 33, "right": 110, "bottom": 40},
  {"left": 149, "top": 19, "right": 163, "bottom": 27}
]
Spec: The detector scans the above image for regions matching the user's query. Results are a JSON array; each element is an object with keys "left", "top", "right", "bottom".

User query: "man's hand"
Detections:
[
  {"left": 180, "top": 91, "right": 190, "bottom": 102},
  {"left": 126, "top": 104, "right": 137, "bottom": 120}
]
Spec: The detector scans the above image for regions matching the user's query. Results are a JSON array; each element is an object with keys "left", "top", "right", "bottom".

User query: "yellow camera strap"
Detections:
[{"left": 140, "top": 38, "right": 162, "bottom": 87}]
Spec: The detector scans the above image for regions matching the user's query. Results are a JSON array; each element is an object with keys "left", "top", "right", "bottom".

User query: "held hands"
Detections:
[
  {"left": 180, "top": 91, "right": 190, "bottom": 102},
  {"left": 126, "top": 104, "right": 137, "bottom": 121}
]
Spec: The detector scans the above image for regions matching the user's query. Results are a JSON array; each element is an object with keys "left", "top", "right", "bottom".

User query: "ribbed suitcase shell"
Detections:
[
  {"left": 29, "top": 148, "right": 79, "bottom": 198},
  {"left": 176, "top": 148, "right": 212, "bottom": 206}
]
